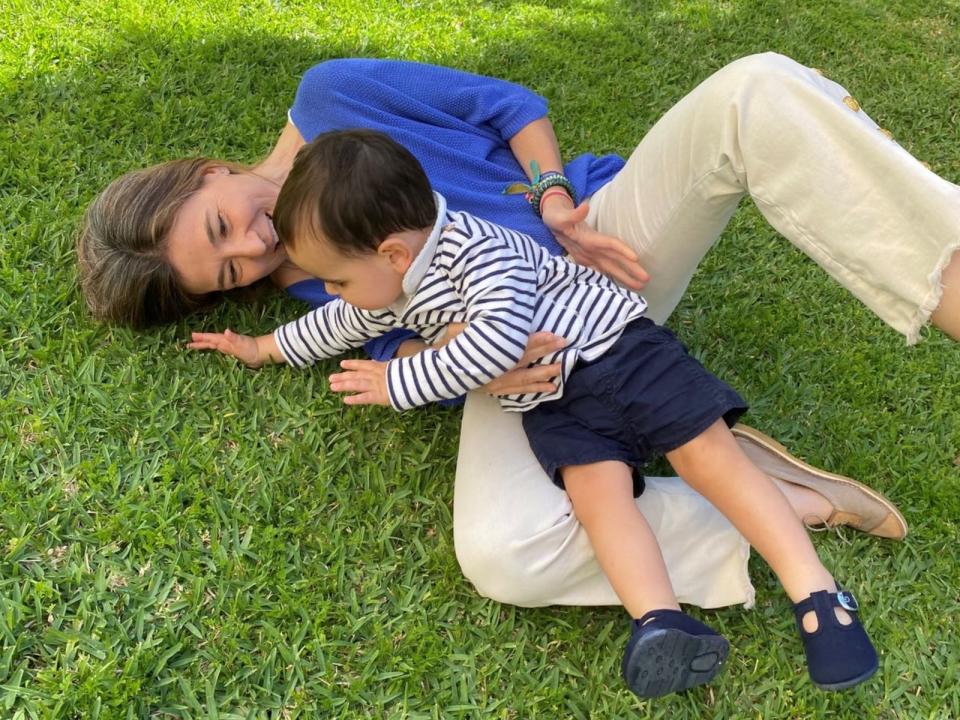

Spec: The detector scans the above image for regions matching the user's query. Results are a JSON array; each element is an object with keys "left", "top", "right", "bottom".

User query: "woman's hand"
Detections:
[
  {"left": 436, "top": 324, "right": 566, "bottom": 397},
  {"left": 329, "top": 359, "right": 391, "bottom": 406},
  {"left": 540, "top": 197, "right": 650, "bottom": 291},
  {"left": 187, "top": 329, "right": 276, "bottom": 368}
]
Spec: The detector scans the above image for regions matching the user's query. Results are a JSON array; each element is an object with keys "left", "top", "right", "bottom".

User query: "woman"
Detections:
[{"left": 78, "top": 53, "right": 922, "bottom": 610}]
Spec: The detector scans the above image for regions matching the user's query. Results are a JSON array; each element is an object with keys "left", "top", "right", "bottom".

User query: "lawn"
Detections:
[{"left": 2, "top": 0, "right": 960, "bottom": 717}]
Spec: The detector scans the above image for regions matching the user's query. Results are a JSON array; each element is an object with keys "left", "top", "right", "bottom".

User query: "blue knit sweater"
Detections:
[{"left": 284, "top": 58, "right": 625, "bottom": 361}]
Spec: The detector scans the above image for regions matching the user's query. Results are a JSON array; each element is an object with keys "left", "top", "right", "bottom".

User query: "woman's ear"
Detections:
[
  {"left": 378, "top": 235, "right": 415, "bottom": 275},
  {"left": 203, "top": 165, "right": 232, "bottom": 178}
]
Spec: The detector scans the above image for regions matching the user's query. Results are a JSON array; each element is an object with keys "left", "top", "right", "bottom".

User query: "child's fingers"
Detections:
[
  {"left": 186, "top": 335, "right": 242, "bottom": 358},
  {"left": 185, "top": 338, "right": 225, "bottom": 351},
  {"left": 328, "top": 371, "right": 373, "bottom": 392},
  {"left": 341, "top": 392, "right": 378, "bottom": 405},
  {"left": 190, "top": 332, "right": 226, "bottom": 342},
  {"left": 338, "top": 358, "right": 379, "bottom": 371}
]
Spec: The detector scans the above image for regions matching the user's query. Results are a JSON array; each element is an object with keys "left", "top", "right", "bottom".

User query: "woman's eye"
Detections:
[{"left": 218, "top": 214, "right": 227, "bottom": 237}]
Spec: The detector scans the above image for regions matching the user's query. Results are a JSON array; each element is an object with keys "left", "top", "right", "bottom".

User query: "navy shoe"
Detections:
[
  {"left": 794, "top": 589, "right": 878, "bottom": 691},
  {"left": 621, "top": 609, "right": 729, "bottom": 698}
]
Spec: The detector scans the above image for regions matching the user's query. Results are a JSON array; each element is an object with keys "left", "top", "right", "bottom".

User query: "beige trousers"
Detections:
[{"left": 454, "top": 53, "right": 960, "bottom": 609}]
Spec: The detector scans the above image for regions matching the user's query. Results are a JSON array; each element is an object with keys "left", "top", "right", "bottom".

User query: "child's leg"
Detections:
[
  {"left": 562, "top": 461, "right": 678, "bottom": 618},
  {"left": 665, "top": 420, "right": 842, "bottom": 629},
  {"left": 564, "top": 460, "right": 729, "bottom": 698},
  {"left": 667, "top": 420, "right": 879, "bottom": 693}
]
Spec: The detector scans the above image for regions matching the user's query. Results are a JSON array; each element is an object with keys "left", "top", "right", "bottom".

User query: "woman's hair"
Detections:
[
  {"left": 77, "top": 158, "right": 245, "bottom": 329},
  {"left": 275, "top": 129, "right": 436, "bottom": 256}
]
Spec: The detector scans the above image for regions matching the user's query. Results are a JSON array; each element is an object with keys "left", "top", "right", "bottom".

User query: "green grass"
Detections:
[{"left": 3, "top": 0, "right": 960, "bottom": 716}]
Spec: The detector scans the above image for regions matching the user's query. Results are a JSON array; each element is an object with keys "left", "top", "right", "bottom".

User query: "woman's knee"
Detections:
[
  {"left": 699, "top": 52, "right": 819, "bottom": 109},
  {"left": 454, "top": 529, "right": 543, "bottom": 605},
  {"left": 717, "top": 51, "right": 807, "bottom": 86}
]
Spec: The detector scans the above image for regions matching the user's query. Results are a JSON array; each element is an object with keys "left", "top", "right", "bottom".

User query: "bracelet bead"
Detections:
[
  {"left": 530, "top": 175, "right": 577, "bottom": 218},
  {"left": 502, "top": 161, "right": 578, "bottom": 218},
  {"left": 538, "top": 187, "right": 574, "bottom": 215}
]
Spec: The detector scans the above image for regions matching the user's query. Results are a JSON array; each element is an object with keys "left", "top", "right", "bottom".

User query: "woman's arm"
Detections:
[
  {"left": 434, "top": 326, "right": 564, "bottom": 397},
  {"left": 270, "top": 259, "right": 313, "bottom": 289},
  {"left": 508, "top": 118, "right": 650, "bottom": 290},
  {"left": 253, "top": 121, "right": 305, "bottom": 187},
  {"left": 291, "top": 60, "right": 548, "bottom": 145}
]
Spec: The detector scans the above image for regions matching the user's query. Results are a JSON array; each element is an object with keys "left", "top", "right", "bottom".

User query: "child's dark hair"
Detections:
[{"left": 274, "top": 129, "right": 436, "bottom": 256}]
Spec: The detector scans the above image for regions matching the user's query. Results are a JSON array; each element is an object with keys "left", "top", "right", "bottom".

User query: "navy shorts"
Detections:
[{"left": 521, "top": 318, "right": 747, "bottom": 493}]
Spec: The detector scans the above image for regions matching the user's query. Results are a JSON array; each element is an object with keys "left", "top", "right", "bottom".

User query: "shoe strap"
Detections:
[
  {"left": 634, "top": 609, "right": 718, "bottom": 637},
  {"left": 635, "top": 608, "right": 687, "bottom": 629},
  {"left": 793, "top": 589, "right": 860, "bottom": 632}
]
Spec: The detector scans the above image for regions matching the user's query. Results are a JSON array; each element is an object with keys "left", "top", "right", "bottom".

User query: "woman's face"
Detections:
[{"left": 166, "top": 167, "right": 288, "bottom": 294}]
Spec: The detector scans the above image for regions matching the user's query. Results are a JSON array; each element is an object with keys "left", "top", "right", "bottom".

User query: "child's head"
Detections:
[{"left": 274, "top": 129, "right": 436, "bottom": 309}]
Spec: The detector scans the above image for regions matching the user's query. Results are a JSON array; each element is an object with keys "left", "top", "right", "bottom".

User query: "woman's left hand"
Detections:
[
  {"left": 329, "top": 359, "right": 391, "bottom": 406},
  {"left": 541, "top": 199, "right": 650, "bottom": 291},
  {"left": 437, "top": 325, "right": 566, "bottom": 397}
]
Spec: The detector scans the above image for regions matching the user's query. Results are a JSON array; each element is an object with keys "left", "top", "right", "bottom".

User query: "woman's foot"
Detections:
[
  {"left": 621, "top": 609, "right": 729, "bottom": 698},
  {"left": 794, "top": 589, "right": 879, "bottom": 691},
  {"left": 732, "top": 424, "right": 908, "bottom": 539}
]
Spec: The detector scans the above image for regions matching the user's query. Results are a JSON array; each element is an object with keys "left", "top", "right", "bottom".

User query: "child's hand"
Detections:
[
  {"left": 329, "top": 359, "right": 390, "bottom": 406},
  {"left": 187, "top": 329, "right": 271, "bottom": 368}
]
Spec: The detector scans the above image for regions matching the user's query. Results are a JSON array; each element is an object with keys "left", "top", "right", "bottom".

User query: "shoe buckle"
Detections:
[{"left": 836, "top": 590, "right": 859, "bottom": 612}]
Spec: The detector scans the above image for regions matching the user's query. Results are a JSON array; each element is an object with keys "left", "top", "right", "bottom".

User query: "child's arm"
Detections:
[
  {"left": 189, "top": 300, "right": 395, "bottom": 369},
  {"left": 328, "top": 328, "right": 565, "bottom": 406},
  {"left": 335, "top": 233, "right": 540, "bottom": 409},
  {"left": 187, "top": 329, "right": 284, "bottom": 369}
]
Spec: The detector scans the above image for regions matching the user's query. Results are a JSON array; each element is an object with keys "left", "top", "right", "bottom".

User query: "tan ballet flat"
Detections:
[{"left": 731, "top": 424, "right": 908, "bottom": 540}]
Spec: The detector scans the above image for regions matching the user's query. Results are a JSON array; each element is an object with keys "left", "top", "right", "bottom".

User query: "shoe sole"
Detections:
[
  {"left": 731, "top": 424, "right": 908, "bottom": 539},
  {"left": 622, "top": 628, "right": 729, "bottom": 698},
  {"left": 814, "top": 658, "right": 879, "bottom": 691}
]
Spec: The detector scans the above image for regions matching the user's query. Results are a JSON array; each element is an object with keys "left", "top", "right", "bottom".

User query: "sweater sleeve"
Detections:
[
  {"left": 385, "top": 230, "right": 537, "bottom": 411},
  {"left": 274, "top": 299, "right": 398, "bottom": 369},
  {"left": 290, "top": 58, "right": 548, "bottom": 143}
]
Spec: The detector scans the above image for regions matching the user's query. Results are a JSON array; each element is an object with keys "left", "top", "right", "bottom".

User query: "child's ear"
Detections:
[{"left": 378, "top": 235, "right": 414, "bottom": 274}]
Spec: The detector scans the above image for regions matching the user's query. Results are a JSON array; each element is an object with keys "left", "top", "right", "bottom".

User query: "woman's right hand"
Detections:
[
  {"left": 435, "top": 324, "right": 566, "bottom": 396},
  {"left": 541, "top": 198, "right": 650, "bottom": 291},
  {"left": 187, "top": 329, "right": 269, "bottom": 368}
]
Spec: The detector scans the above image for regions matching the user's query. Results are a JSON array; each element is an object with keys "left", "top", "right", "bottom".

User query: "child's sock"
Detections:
[{"left": 621, "top": 608, "right": 729, "bottom": 698}]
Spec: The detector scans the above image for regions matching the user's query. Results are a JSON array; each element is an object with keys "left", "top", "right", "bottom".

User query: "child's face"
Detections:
[{"left": 286, "top": 233, "right": 407, "bottom": 311}]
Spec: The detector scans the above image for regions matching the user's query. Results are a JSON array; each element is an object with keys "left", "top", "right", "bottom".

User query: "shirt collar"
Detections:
[{"left": 402, "top": 192, "right": 447, "bottom": 295}]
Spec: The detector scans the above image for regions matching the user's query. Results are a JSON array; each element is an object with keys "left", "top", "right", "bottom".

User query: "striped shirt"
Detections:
[{"left": 274, "top": 194, "right": 647, "bottom": 411}]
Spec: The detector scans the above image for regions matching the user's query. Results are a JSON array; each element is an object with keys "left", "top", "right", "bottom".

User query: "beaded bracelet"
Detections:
[
  {"left": 538, "top": 187, "right": 574, "bottom": 216},
  {"left": 503, "top": 160, "right": 578, "bottom": 218}
]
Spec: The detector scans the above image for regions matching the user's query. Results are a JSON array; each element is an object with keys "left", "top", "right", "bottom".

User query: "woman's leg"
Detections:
[
  {"left": 587, "top": 52, "right": 960, "bottom": 342},
  {"left": 453, "top": 392, "right": 902, "bottom": 609},
  {"left": 931, "top": 252, "right": 960, "bottom": 340},
  {"left": 453, "top": 392, "right": 754, "bottom": 609}
]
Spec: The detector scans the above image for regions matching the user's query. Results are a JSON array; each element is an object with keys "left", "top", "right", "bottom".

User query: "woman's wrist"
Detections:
[
  {"left": 503, "top": 160, "right": 578, "bottom": 218},
  {"left": 395, "top": 338, "right": 430, "bottom": 357},
  {"left": 539, "top": 187, "right": 575, "bottom": 216}
]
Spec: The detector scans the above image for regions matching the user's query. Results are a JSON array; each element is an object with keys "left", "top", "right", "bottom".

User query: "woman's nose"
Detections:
[{"left": 232, "top": 229, "right": 269, "bottom": 258}]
